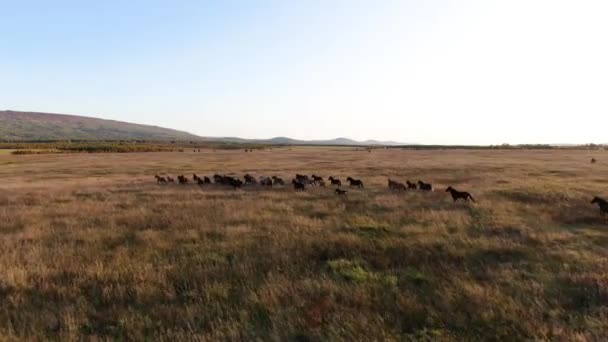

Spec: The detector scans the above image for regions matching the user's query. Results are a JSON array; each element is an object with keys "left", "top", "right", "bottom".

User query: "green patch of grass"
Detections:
[{"left": 327, "top": 259, "right": 397, "bottom": 286}]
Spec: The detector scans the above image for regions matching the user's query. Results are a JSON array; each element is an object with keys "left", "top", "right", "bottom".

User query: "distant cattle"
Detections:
[{"left": 446, "top": 186, "right": 475, "bottom": 202}]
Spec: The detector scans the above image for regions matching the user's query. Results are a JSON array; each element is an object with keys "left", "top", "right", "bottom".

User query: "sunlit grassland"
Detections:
[{"left": 0, "top": 147, "right": 606, "bottom": 340}]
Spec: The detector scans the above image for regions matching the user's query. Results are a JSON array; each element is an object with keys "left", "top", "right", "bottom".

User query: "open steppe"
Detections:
[{"left": 0, "top": 147, "right": 607, "bottom": 340}]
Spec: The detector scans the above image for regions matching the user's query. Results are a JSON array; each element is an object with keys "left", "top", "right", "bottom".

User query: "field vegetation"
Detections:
[{"left": 0, "top": 147, "right": 606, "bottom": 340}]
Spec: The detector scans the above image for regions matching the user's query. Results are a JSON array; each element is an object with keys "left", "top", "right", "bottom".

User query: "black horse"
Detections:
[
  {"left": 591, "top": 196, "right": 608, "bottom": 217},
  {"left": 406, "top": 181, "right": 417, "bottom": 190},
  {"left": 292, "top": 179, "right": 306, "bottom": 191},
  {"left": 272, "top": 176, "right": 285, "bottom": 186},
  {"left": 346, "top": 177, "right": 364, "bottom": 188},
  {"left": 446, "top": 186, "right": 475, "bottom": 202},
  {"left": 417, "top": 180, "right": 433, "bottom": 191}
]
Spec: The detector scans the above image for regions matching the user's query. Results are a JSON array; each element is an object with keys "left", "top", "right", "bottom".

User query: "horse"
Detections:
[
  {"left": 292, "top": 179, "right": 306, "bottom": 191},
  {"left": 192, "top": 173, "right": 200, "bottom": 182},
  {"left": 202, "top": 176, "right": 211, "bottom": 184},
  {"left": 328, "top": 176, "right": 342, "bottom": 187},
  {"left": 154, "top": 175, "right": 167, "bottom": 184},
  {"left": 166, "top": 176, "right": 175, "bottom": 183},
  {"left": 388, "top": 179, "right": 406, "bottom": 191},
  {"left": 406, "top": 181, "right": 417, "bottom": 190},
  {"left": 178, "top": 175, "right": 189, "bottom": 184},
  {"left": 312, "top": 175, "right": 324, "bottom": 183},
  {"left": 418, "top": 180, "right": 433, "bottom": 191},
  {"left": 260, "top": 177, "right": 273, "bottom": 187},
  {"left": 244, "top": 174, "right": 257, "bottom": 185},
  {"left": 591, "top": 196, "right": 608, "bottom": 217},
  {"left": 213, "top": 174, "right": 223, "bottom": 183},
  {"left": 446, "top": 186, "right": 475, "bottom": 202},
  {"left": 296, "top": 174, "right": 310, "bottom": 184},
  {"left": 346, "top": 177, "right": 364, "bottom": 188},
  {"left": 335, "top": 189, "right": 348, "bottom": 196},
  {"left": 272, "top": 176, "right": 285, "bottom": 185}
]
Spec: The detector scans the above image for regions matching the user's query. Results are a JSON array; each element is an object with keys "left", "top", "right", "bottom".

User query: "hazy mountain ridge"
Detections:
[
  {"left": 0, "top": 110, "right": 201, "bottom": 141},
  {"left": 0, "top": 110, "right": 407, "bottom": 145}
]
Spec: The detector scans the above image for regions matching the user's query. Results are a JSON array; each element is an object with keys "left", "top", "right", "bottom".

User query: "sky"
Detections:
[{"left": 1, "top": 0, "right": 607, "bottom": 145}]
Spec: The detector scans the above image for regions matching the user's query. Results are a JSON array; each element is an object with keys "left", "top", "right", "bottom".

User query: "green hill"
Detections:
[{"left": 0, "top": 110, "right": 202, "bottom": 141}]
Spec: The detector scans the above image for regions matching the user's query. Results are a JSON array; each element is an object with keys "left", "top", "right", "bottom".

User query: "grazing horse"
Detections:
[
  {"left": 244, "top": 174, "right": 257, "bottom": 185},
  {"left": 260, "top": 177, "right": 273, "bottom": 187},
  {"left": 388, "top": 179, "right": 406, "bottom": 191},
  {"left": 335, "top": 189, "right": 348, "bottom": 196},
  {"left": 406, "top": 181, "right": 417, "bottom": 190},
  {"left": 446, "top": 186, "right": 475, "bottom": 202},
  {"left": 154, "top": 175, "right": 167, "bottom": 184},
  {"left": 328, "top": 176, "right": 342, "bottom": 187},
  {"left": 418, "top": 180, "right": 433, "bottom": 191},
  {"left": 591, "top": 196, "right": 608, "bottom": 217},
  {"left": 272, "top": 176, "right": 285, "bottom": 186},
  {"left": 292, "top": 179, "right": 306, "bottom": 191},
  {"left": 346, "top": 177, "right": 364, "bottom": 188}
]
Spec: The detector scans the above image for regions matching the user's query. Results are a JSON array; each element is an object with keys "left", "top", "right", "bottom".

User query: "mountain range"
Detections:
[{"left": 0, "top": 111, "right": 405, "bottom": 145}]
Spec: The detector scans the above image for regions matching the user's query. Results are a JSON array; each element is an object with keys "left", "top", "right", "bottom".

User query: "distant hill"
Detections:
[
  {"left": 0, "top": 111, "right": 202, "bottom": 141},
  {"left": 202, "top": 136, "right": 406, "bottom": 146},
  {"left": 0, "top": 110, "right": 407, "bottom": 145}
]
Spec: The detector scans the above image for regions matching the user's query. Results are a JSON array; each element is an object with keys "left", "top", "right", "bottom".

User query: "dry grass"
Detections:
[{"left": 0, "top": 147, "right": 607, "bottom": 340}]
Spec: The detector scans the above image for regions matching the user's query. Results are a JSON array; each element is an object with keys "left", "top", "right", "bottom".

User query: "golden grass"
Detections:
[{"left": 0, "top": 147, "right": 607, "bottom": 340}]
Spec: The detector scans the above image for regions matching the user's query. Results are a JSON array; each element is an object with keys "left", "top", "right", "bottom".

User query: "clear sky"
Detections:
[{"left": 1, "top": 0, "right": 607, "bottom": 144}]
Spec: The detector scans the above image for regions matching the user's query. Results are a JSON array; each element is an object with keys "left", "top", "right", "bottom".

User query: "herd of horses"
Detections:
[
  {"left": 153, "top": 173, "right": 608, "bottom": 218},
  {"left": 153, "top": 173, "right": 479, "bottom": 203}
]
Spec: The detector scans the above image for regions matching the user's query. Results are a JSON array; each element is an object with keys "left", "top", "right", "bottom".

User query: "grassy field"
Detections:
[{"left": 0, "top": 147, "right": 607, "bottom": 340}]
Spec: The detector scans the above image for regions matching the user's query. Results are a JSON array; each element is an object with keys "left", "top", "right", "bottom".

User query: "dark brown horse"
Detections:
[
  {"left": 272, "top": 176, "right": 285, "bottom": 185},
  {"left": 591, "top": 196, "right": 608, "bottom": 217},
  {"left": 388, "top": 179, "right": 406, "bottom": 191},
  {"left": 155, "top": 175, "right": 167, "bottom": 184},
  {"left": 346, "top": 177, "right": 364, "bottom": 188},
  {"left": 328, "top": 176, "right": 342, "bottom": 186},
  {"left": 446, "top": 186, "right": 475, "bottom": 202},
  {"left": 292, "top": 179, "right": 306, "bottom": 191},
  {"left": 418, "top": 180, "right": 433, "bottom": 191}
]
